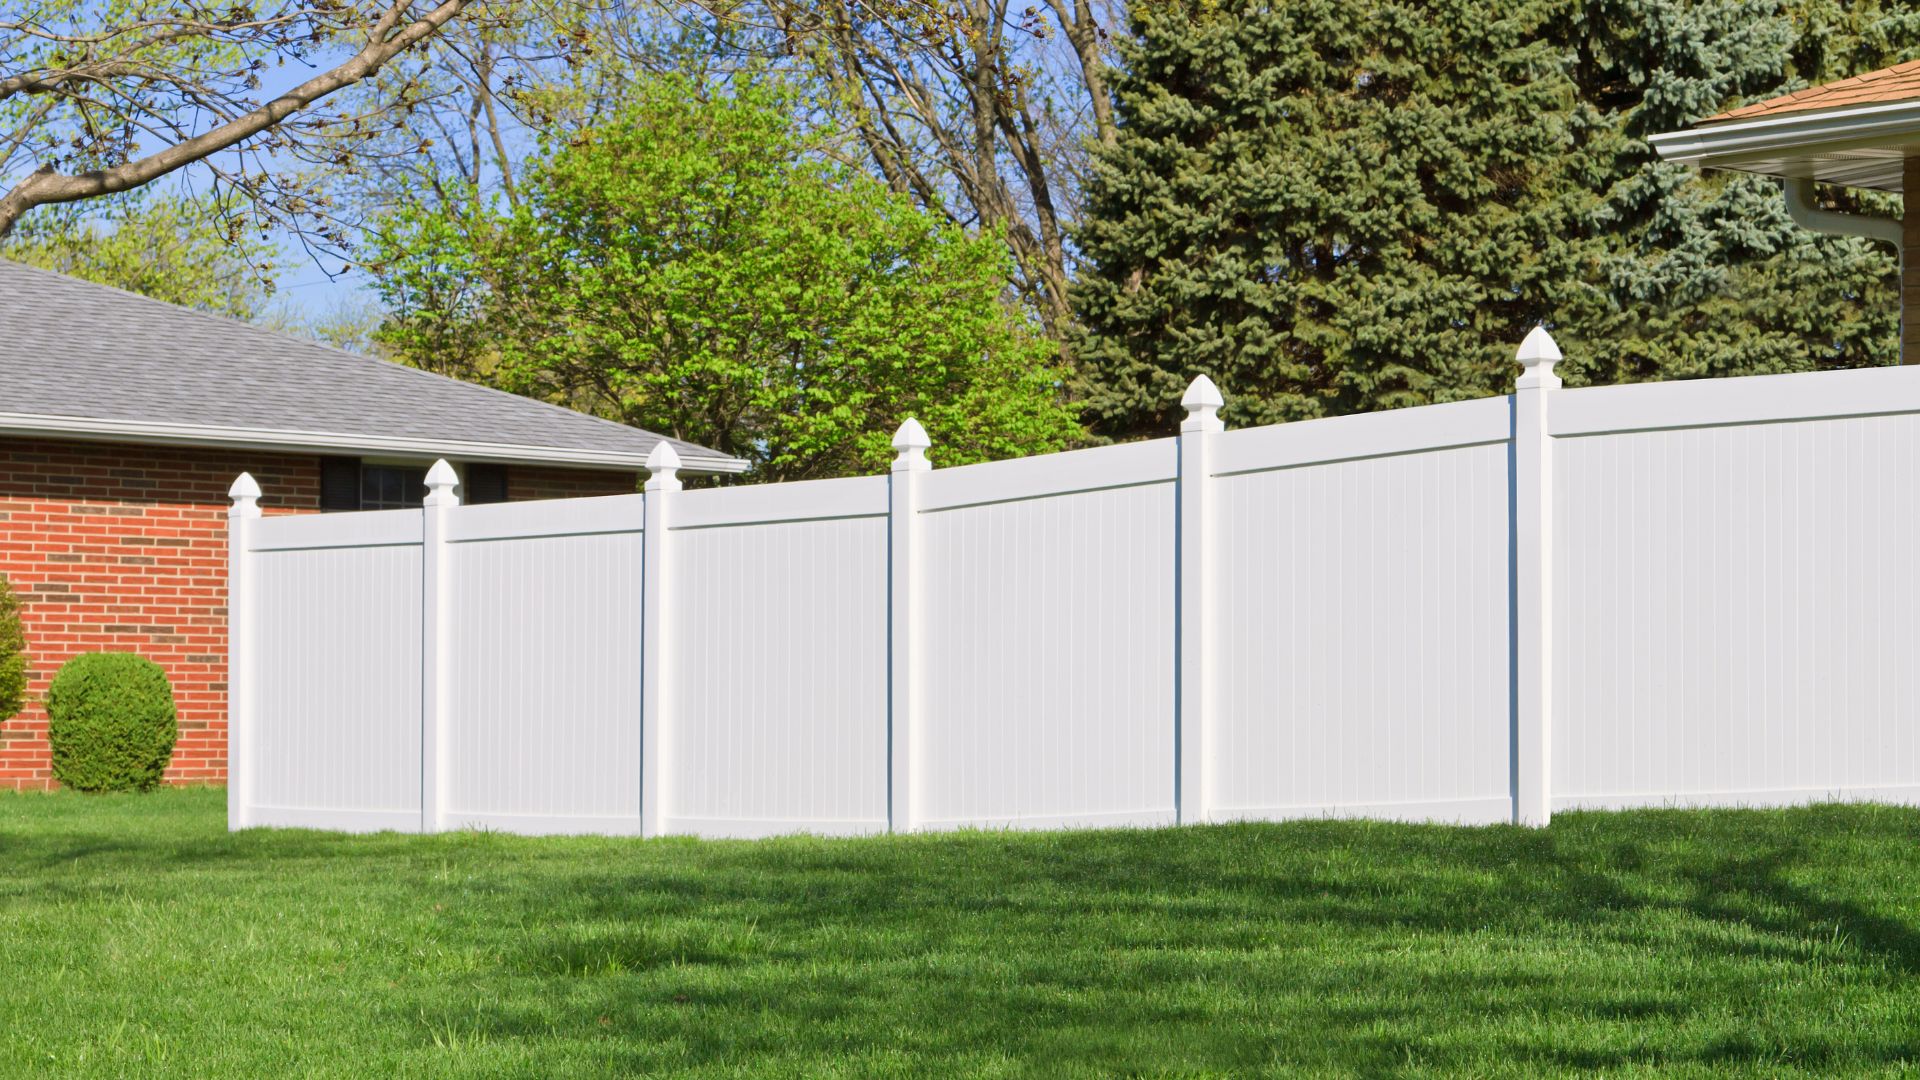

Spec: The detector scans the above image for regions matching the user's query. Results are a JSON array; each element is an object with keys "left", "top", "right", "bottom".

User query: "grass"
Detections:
[{"left": 2, "top": 792, "right": 1920, "bottom": 1077}]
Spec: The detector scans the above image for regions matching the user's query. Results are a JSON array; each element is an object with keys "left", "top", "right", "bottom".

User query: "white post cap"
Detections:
[
  {"left": 423, "top": 458, "right": 460, "bottom": 507},
  {"left": 1516, "top": 325, "right": 1563, "bottom": 390},
  {"left": 1181, "top": 374, "right": 1224, "bottom": 433},
  {"left": 646, "top": 441, "right": 684, "bottom": 491},
  {"left": 228, "top": 472, "right": 262, "bottom": 517},
  {"left": 892, "top": 418, "right": 931, "bottom": 473}
]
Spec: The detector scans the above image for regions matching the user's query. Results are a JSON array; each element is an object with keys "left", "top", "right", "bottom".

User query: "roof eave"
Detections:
[
  {"left": 1651, "top": 98, "right": 1920, "bottom": 179},
  {"left": 0, "top": 412, "right": 751, "bottom": 476}
]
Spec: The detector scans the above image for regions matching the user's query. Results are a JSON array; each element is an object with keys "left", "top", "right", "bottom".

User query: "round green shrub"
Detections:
[
  {"left": 46, "top": 653, "right": 178, "bottom": 793},
  {"left": 0, "top": 574, "right": 24, "bottom": 719}
]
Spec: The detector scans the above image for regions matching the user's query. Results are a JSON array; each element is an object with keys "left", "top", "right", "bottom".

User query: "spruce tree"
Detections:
[
  {"left": 1072, "top": 0, "right": 1590, "bottom": 437},
  {"left": 1073, "top": 0, "right": 1917, "bottom": 438},
  {"left": 1552, "top": 0, "right": 1909, "bottom": 384}
]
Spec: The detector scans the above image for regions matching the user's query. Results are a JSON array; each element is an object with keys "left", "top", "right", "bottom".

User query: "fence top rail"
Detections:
[
  {"left": 919, "top": 437, "right": 1177, "bottom": 513},
  {"left": 673, "top": 474, "right": 888, "bottom": 530},
  {"left": 446, "top": 493, "right": 645, "bottom": 543},
  {"left": 1211, "top": 395, "right": 1511, "bottom": 478},
  {"left": 251, "top": 507, "right": 422, "bottom": 552},
  {"left": 1550, "top": 363, "right": 1920, "bottom": 438}
]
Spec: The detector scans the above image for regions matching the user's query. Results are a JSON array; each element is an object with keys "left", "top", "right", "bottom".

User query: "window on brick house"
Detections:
[
  {"left": 318, "top": 458, "right": 509, "bottom": 511},
  {"left": 360, "top": 464, "right": 427, "bottom": 510}
]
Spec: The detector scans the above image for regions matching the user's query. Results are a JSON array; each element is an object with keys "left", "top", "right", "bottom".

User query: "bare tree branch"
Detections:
[{"left": 0, "top": 1, "right": 472, "bottom": 237}]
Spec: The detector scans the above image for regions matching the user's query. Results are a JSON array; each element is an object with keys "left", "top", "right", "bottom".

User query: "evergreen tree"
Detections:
[
  {"left": 1073, "top": 0, "right": 1918, "bottom": 438},
  {"left": 1554, "top": 0, "right": 1910, "bottom": 384},
  {"left": 1072, "top": 0, "right": 1590, "bottom": 437}
]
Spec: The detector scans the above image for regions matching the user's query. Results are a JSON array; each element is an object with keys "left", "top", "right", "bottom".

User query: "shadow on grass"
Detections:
[
  {"left": 472, "top": 812, "right": 1920, "bottom": 1072},
  {"left": 8, "top": 792, "right": 1920, "bottom": 1073}
]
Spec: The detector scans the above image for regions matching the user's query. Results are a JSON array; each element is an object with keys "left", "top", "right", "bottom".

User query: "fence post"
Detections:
[
  {"left": 641, "top": 442, "right": 682, "bottom": 838},
  {"left": 225, "top": 473, "right": 261, "bottom": 831},
  {"left": 1513, "top": 327, "right": 1561, "bottom": 827},
  {"left": 420, "top": 459, "right": 459, "bottom": 833},
  {"left": 888, "top": 419, "right": 931, "bottom": 833},
  {"left": 1177, "top": 375, "right": 1223, "bottom": 825}
]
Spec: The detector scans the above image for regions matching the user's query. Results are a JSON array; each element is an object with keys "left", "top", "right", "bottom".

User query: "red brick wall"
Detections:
[
  {"left": 508, "top": 464, "right": 639, "bottom": 501},
  {"left": 0, "top": 438, "right": 319, "bottom": 790},
  {"left": 0, "top": 439, "right": 642, "bottom": 790}
]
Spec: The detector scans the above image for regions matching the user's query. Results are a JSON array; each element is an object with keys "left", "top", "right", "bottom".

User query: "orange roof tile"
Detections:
[{"left": 1701, "top": 58, "right": 1920, "bottom": 124}]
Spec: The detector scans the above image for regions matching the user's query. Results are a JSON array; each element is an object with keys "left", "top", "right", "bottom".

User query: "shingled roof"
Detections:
[
  {"left": 1702, "top": 59, "right": 1920, "bottom": 125},
  {"left": 0, "top": 259, "right": 744, "bottom": 474}
]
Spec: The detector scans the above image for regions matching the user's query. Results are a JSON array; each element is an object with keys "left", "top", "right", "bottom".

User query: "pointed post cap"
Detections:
[
  {"left": 423, "top": 458, "right": 460, "bottom": 507},
  {"left": 892, "top": 418, "right": 931, "bottom": 473},
  {"left": 1181, "top": 374, "right": 1224, "bottom": 433},
  {"left": 1515, "top": 325, "right": 1563, "bottom": 390},
  {"left": 228, "top": 472, "right": 262, "bottom": 518},
  {"left": 646, "top": 440, "right": 684, "bottom": 491}
]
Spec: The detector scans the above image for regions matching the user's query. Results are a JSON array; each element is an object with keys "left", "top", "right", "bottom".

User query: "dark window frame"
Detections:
[{"left": 318, "top": 458, "right": 510, "bottom": 512}]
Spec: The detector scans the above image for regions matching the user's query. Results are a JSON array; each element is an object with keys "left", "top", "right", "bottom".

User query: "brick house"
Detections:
[{"left": 0, "top": 259, "right": 744, "bottom": 789}]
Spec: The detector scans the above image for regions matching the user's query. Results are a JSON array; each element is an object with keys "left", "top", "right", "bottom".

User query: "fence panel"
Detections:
[
  {"left": 1553, "top": 372, "right": 1920, "bottom": 810},
  {"left": 442, "top": 497, "right": 646, "bottom": 834},
  {"left": 247, "top": 512, "right": 423, "bottom": 830},
  {"left": 1209, "top": 399, "right": 1515, "bottom": 823},
  {"left": 914, "top": 440, "right": 1179, "bottom": 830},
  {"left": 666, "top": 477, "right": 890, "bottom": 837},
  {"left": 227, "top": 345, "right": 1920, "bottom": 838}
]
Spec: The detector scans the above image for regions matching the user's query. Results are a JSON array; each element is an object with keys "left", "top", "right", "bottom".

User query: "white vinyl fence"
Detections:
[{"left": 225, "top": 329, "right": 1920, "bottom": 836}]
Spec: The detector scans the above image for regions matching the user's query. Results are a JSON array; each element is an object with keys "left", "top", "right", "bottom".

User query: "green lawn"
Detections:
[{"left": 3, "top": 791, "right": 1919, "bottom": 1076}]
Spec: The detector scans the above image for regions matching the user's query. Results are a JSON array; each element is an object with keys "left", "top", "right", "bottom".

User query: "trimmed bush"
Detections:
[
  {"left": 46, "top": 653, "right": 178, "bottom": 793},
  {"left": 0, "top": 575, "right": 23, "bottom": 719}
]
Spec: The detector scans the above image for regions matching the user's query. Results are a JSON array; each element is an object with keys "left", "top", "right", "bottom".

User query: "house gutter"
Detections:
[
  {"left": 0, "top": 412, "right": 750, "bottom": 475},
  {"left": 1651, "top": 100, "right": 1920, "bottom": 364},
  {"left": 1781, "top": 177, "right": 1901, "bottom": 248},
  {"left": 1648, "top": 99, "right": 1920, "bottom": 171}
]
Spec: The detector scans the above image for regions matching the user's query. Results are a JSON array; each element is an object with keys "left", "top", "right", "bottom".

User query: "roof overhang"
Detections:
[
  {"left": 1649, "top": 98, "right": 1920, "bottom": 191},
  {"left": 0, "top": 412, "right": 750, "bottom": 475}
]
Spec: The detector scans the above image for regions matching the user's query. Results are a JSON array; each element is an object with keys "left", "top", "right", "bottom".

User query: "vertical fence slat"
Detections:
[
  {"left": 225, "top": 473, "right": 261, "bottom": 831},
  {"left": 641, "top": 443, "right": 683, "bottom": 838},
  {"left": 1513, "top": 328, "right": 1562, "bottom": 826},
  {"left": 888, "top": 419, "right": 931, "bottom": 833},
  {"left": 419, "top": 459, "right": 459, "bottom": 833},
  {"left": 1177, "top": 376, "right": 1224, "bottom": 824}
]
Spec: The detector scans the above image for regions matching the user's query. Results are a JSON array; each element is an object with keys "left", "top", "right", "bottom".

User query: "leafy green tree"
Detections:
[
  {"left": 3, "top": 194, "right": 283, "bottom": 319},
  {"left": 0, "top": 574, "right": 25, "bottom": 720},
  {"left": 372, "top": 77, "right": 1083, "bottom": 480},
  {"left": 1072, "top": 0, "right": 1914, "bottom": 439}
]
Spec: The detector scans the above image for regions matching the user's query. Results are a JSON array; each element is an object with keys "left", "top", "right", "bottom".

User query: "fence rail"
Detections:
[{"left": 227, "top": 329, "right": 1920, "bottom": 836}]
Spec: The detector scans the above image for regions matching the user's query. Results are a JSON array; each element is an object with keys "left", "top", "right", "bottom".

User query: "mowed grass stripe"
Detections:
[{"left": 1, "top": 788, "right": 1918, "bottom": 1076}]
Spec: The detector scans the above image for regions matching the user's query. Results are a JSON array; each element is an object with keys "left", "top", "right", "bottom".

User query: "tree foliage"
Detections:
[
  {"left": 331, "top": 1, "right": 1117, "bottom": 336},
  {"left": 2, "top": 192, "right": 283, "bottom": 318},
  {"left": 0, "top": 574, "right": 25, "bottom": 721},
  {"left": 738, "top": 0, "right": 1120, "bottom": 333},
  {"left": 1071, "top": 0, "right": 1915, "bottom": 439},
  {"left": 1558, "top": 0, "right": 1912, "bottom": 385},
  {"left": 371, "top": 77, "right": 1082, "bottom": 480}
]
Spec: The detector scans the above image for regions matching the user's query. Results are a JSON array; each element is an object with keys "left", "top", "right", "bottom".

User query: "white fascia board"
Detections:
[
  {"left": 0, "top": 411, "right": 750, "bottom": 475},
  {"left": 1649, "top": 99, "right": 1920, "bottom": 170}
]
